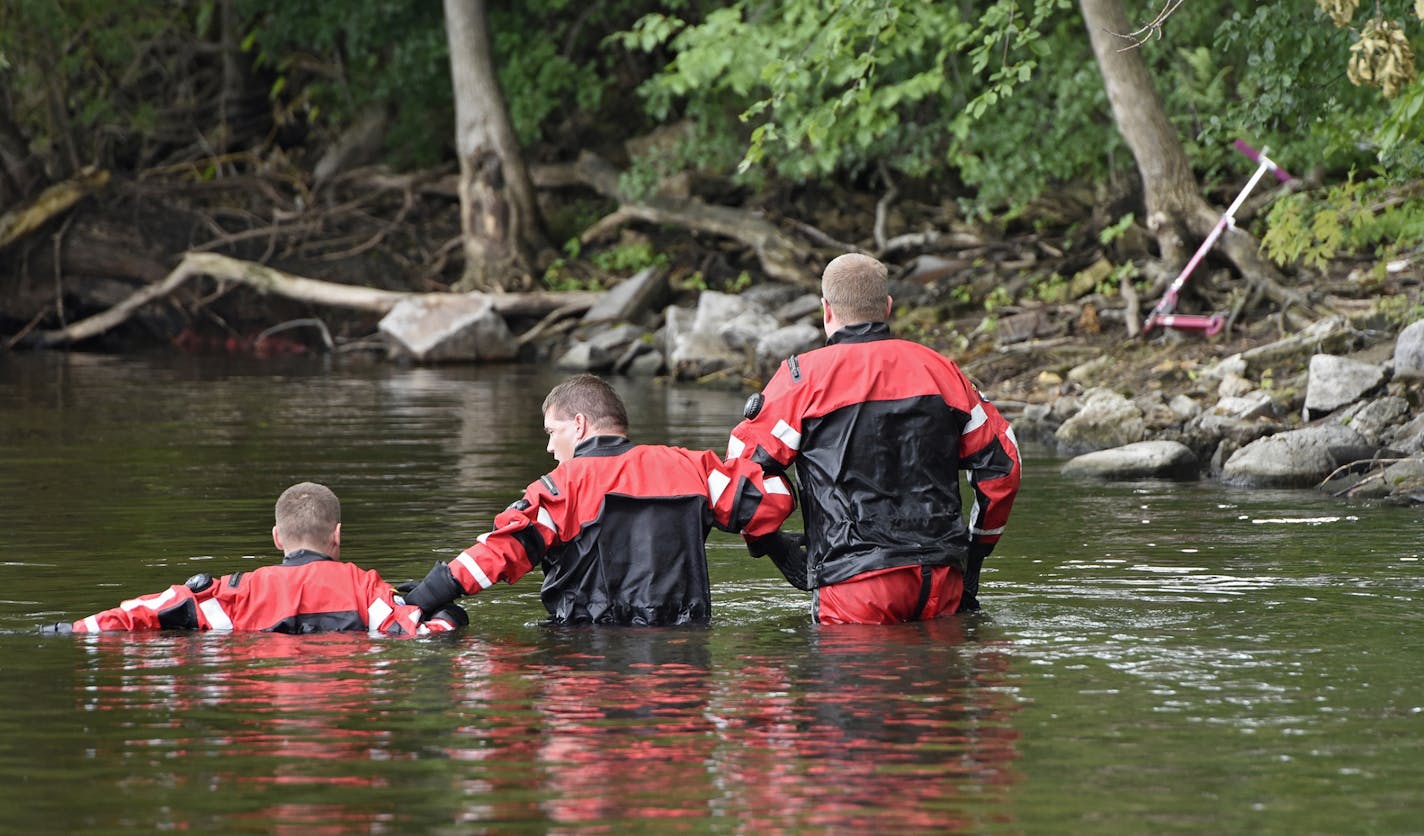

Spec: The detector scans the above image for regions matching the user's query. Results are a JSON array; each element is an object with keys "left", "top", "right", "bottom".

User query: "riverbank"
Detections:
[
  {"left": 5, "top": 160, "right": 1421, "bottom": 506},
  {"left": 541, "top": 266, "right": 1424, "bottom": 504}
]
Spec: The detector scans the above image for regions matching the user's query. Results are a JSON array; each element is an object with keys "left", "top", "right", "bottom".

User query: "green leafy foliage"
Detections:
[
  {"left": 0, "top": 0, "right": 208, "bottom": 169},
  {"left": 615, "top": 0, "right": 1422, "bottom": 219},
  {"left": 238, "top": 0, "right": 626, "bottom": 165},
  {"left": 590, "top": 238, "right": 669, "bottom": 275},
  {"left": 1099, "top": 213, "right": 1137, "bottom": 246},
  {"left": 1263, "top": 175, "right": 1424, "bottom": 269},
  {"left": 1375, "top": 293, "right": 1424, "bottom": 329},
  {"left": 7, "top": 0, "right": 1422, "bottom": 287}
]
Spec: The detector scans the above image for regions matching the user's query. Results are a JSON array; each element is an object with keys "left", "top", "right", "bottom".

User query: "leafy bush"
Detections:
[{"left": 1262, "top": 175, "right": 1424, "bottom": 270}]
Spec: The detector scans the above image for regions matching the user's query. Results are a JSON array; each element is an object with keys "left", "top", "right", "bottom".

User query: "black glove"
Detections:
[
  {"left": 748, "top": 531, "right": 810, "bottom": 591},
  {"left": 39, "top": 622, "right": 73, "bottom": 634},
  {"left": 431, "top": 603, "right": 470, "bottom": 628},
  {"left": 957, "top": 542, "right": 994, "bottom": 613},
  {"left": 402, "top": 561, "right": 465, "bottom": 619},
  {"left": 393, "top": 580, "right": 418, "bottom": 596}
]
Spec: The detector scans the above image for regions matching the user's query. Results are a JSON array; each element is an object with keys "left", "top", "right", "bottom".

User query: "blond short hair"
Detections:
[
  {"left": 822, "top": 253, "right": 889, "bottom": 323},
  {"left": 542, "top": 374, "right": 629, "bottom": 433},
  {"left": 274, "top": 482, "right": 340, "bottom": 546}
]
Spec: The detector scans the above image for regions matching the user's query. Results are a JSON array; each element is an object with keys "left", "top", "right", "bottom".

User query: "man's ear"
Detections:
[
  {"left": 885, "top": 295, "right": 894, "bottom": 319},
  {"left": 330, "top": 523, "right": 342, "bottom": 550},
  {"left": 573, "top": 412, "right": 588, "bottom": 440},
  {"left": 272, "top": 525, "right": 283, "bottom": 551}
]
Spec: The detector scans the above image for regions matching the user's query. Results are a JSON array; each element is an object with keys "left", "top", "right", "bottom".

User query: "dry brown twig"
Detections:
[{"left": 1111, "top": 0, "right": 1187, "bottom": 51}]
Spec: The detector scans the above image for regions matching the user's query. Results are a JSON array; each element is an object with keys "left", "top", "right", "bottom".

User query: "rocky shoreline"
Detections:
[
  {"left": 472, "top": 267, "right": 1424, "bottom": 506},
  {"left": 39, "top": 254, "right": 1418, "bottom": 506}
]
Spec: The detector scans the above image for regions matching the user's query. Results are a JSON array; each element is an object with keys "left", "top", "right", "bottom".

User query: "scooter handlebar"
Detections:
[{"left": 1234, "top": 139, "right": 1293, "bottom": 182}]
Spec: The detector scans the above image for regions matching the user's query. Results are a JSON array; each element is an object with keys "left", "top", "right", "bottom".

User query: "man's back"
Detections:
[
  {"left": 730, "top": 325, "right": 1019, "bottom": 589},
  {"left": 69, "top": 552, "right": 450, "bottom": 636},
  {"left": 538, "top": 442, "right": 719, "bottom": 625},
  {"left": 211, "top": 553, "right": 407, "bottom": 633}
]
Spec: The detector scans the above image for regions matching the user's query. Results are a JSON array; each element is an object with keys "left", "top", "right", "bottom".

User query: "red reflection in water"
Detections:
[
  {"left": 72, "top": 620, "right": 1022, "bottom": 830},
  {"left": 709, "top": 619, "right": 1022, "bottom": 831},
  {"left": 442, "top": 620, "right": 1021, "bottom": 831},
  {"left": 444, "top": 630, "right": 721, "bottom": 826},
  {"left": 77, "top": 632, "right": 405, "bottom": 834}
]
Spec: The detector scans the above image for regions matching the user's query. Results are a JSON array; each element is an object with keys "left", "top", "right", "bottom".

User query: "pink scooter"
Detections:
[{"left": 1142, "top": 140, "right": 1294, "bottom": 336}]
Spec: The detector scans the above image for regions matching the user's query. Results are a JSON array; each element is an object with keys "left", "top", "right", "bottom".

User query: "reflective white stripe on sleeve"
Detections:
[
  {"left": 199, "top": 598, "right": 233, "bottom": 631},
  {"left": 726, "top": 435, "right": 746, "bottom": 458},
  {"left": 771, "top": 420, "right": 802, "bottom": 451},
  {"left": 83, "top": 616, "right": 100, "bottom": 632},
  {"left": 763, "top": 475, "right": 790, "bottom": 495},
  {"left": 707, "top": 470, "right": 731, "bottom": 506},
  {"left": 455, "top": 552, "right": 494, "bottom": 590},
  {"left": 476, "top": 532, "right": 490, "bottom": 545},
  {"left": 965, "top": 403, "right": 988, "bottom": 434},
  {"left": 122, "top": 586, "right": 177, "bottom": 612},
  {"left": 536, "top": 507, "right": 558, "bottom": 537},
  {"left": 367, "top": 598, "right": 394, "bottom": 632}
]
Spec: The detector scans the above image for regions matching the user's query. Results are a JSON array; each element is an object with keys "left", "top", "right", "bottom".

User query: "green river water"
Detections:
[{"left": 1, "top": 351, "right": 1420, "bottom": 833}]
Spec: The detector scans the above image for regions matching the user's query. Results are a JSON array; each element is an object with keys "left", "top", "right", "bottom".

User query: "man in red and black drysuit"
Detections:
[
  {"left": 727, "top": 253, "right": 1021, "bottom": 624},
  {"left": 403, "top": 374, "right": 796, "bottom": 626},
  {"left": 42, "top": 482, "right": 465, "bottom": 636}
]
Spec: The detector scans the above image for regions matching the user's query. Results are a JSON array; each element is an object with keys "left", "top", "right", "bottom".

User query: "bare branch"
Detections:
[{"left": 1110, "top": 0, "right": 1188, "bottom": 51}]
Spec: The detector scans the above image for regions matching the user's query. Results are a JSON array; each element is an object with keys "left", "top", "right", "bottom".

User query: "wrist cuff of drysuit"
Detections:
[{"left": 403, "top": 561, "right": 465, "bottom": 618}]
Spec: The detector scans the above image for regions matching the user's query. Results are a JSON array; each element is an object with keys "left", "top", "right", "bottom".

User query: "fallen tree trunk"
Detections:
[{"left": 26, "top": 251, "right": 598, "bottom": 348}]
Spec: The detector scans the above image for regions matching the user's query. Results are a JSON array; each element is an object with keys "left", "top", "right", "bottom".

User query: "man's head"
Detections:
[
  {"left": 541, "top": 374, "right": 629, "bottom": 463},
  {"left": 821, "top": 253, "right": 892, "bottom": 337},
  {"left": 272, "top": 482, "right": 342, "bottom": 556}
]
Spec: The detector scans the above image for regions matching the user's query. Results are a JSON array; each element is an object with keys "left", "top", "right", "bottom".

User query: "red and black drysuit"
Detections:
[
  {"left": 60, "top": 549, "right": 463, "bottom": 636},
  {"left": 727, "top": 322, "right": 1021, "bottom": 624},
  {"left": 404, "top": 436, "right": 796, "bottom": 626}
]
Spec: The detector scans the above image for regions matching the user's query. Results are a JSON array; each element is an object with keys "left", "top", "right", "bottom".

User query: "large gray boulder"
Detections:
[
  {"left": 665, "top": 293, "right": 753, "bottom": 380},
  {"left": 1221, "top": 422, "right": 1368, "bottom": 488},
  {"left": 1391, "top": 319, "right": 1424, "bottom": 378},
  {"left": 1338, "top": 396, "right": 1410, "bottom": 445},
  {"left": 754, "top": 323, "right": 823, "bottom": 378},
  {"left": 1387, "top": 412, "right": 1424, "bottom": 455},
  {"left": 378, "top": 293, "right": 517, "bottom": 362},
  {"left": 719, "top": 309, "right": 782, "bottom": 353},
  {"left": 556, "top": 323, "right": 648, "bottom": 372},
  {"left": 1381, "top": 457, "right": 1424, "bottom": 496},
  {"left": 581, "top": 267, "right": 668, "bottom": 326},
  {"left": 1303, "top": 354, "right": 1386, "bottom": 418},
  {"left": 1060, "top": 440, "right": 1200, "bottom": 481},
  {"left": 1053, "top": 388, "right": 1146, "bottom": 455},
  {"left": 774, "top": 293, "right": 823, "bottom": 323}
]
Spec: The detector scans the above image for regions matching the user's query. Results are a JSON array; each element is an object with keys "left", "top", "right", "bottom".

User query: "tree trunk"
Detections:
[
  {"left": 1079, "top": 0, "right": 1211, "bottom": 266},
  {"left": 1078, "top": 0, "right": 1322, "bottom": 322},
  {"left": 216, "top": 0, "right": 268, "bottom": 151},
  {"left": 443, "top": 0, "right": 548, "bottom": 292}
]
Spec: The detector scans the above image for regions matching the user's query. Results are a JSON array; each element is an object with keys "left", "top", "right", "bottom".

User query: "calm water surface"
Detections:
[{"left": 1, "top": 352, "right": 1421, "bottom": 833}]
